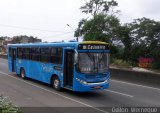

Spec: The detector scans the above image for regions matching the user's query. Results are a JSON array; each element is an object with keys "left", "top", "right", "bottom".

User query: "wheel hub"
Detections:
[{"left": 54, "top": 79, "right": 59, "bottom": 88}]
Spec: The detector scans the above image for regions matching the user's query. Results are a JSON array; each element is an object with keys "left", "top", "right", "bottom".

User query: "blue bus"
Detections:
[{"left": 8, "top": 41, "right": 110, "bottom": 92}]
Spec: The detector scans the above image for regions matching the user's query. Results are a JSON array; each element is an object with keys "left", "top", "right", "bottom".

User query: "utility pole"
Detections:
[{"left": 66, "top": 24, "right": 78, "bottom": 42}]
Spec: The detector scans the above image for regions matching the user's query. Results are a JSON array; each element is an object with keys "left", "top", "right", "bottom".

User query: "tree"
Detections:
[
  {"left": 75, "top": 0, "right": 120, "bottom": 42},
  {"left": 80, "top": 0, "right": 119, "bottom": 16},
  {"left": 117, "top": 24, "right": 133, "bottom": 62},
  {"left": 12, "top": 36, "right": 22, "bottom": 44},
  {"left": 131, "top": 17, "right": 160, "bottom": 49},
  {"left": 0, "top": 36, "right": 9, "bottom": 40},
  {"left": 11, "top": 35, "right": 41, "bottom": 44},
  {"left": 75, "top": 14, "right": 120, "bottom": 42},
  {"left": 118, "top": 17, "right": 160, "bottom": 67}
]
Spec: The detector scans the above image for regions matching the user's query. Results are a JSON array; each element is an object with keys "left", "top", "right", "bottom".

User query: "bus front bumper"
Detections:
[{"left": 73, "top": 78, "right": 110, "bottom": 92}]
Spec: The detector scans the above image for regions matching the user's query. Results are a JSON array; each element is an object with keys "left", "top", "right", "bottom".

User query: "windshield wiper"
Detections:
[{"left": 86, "top": 53, "right": 98, "bottom": 73}]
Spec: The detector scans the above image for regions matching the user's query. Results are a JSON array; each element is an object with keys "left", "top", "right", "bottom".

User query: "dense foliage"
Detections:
[
  {"left": 75, "top": 0, "right": 160, "bottom": 69},
  {"left": 0, "top": 95, "right": 22, "bottom": 113}
]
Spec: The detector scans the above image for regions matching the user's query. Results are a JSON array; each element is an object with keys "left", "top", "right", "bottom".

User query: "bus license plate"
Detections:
[{"left": 94, "top": 86, "right": 101, "bottom": 89}]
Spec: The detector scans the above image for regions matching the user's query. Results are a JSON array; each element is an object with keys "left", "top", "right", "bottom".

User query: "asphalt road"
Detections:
[{"left": 0, "top": 58, "right": 160, "bottom": 113}]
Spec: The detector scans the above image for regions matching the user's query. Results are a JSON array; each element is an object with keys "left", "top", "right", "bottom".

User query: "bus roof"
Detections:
[
  {"left": 7, "top": 41, "right": 109, "bottom": 47},
  {"left": 80, "top": 41, "right": 108, "bottom": 45}
]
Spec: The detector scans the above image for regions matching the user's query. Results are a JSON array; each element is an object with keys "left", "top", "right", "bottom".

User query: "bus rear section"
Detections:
[{"left": 8, "top": 47, "right": 17, "bottom": 72}]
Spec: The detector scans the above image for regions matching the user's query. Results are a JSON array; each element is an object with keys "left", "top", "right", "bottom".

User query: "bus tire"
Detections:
[
  {"left": 20, "top": 68, "right": 26, "bottom": 79},
  {"left": 52, "top": 76, "right": 61, "bottom": 91}
]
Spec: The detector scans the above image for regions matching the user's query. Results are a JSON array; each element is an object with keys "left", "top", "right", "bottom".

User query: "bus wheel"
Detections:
[
  {"left": 52, "top": 76, "right": 61, "bottom": 91},
  {"left": 20, "top": 68, "right": 26, "bottom": 79}
]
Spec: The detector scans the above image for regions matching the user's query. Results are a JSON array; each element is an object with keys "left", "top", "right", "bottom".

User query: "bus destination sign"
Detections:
[{"left": 78, "top": 44, "right": 109, "bottom": 50}]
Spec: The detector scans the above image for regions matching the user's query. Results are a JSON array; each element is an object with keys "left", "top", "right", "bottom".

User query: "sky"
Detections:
[{"left": 0, "top": 0, "right": 160, "bottom": 42}]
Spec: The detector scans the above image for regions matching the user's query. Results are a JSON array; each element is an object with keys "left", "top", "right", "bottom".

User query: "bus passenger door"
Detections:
[
  {"left": 64, "top": 49, "right": 74, "bottom": 87},
  {"left": 11, "top": 48, "right": 16, "bottom": 72}
]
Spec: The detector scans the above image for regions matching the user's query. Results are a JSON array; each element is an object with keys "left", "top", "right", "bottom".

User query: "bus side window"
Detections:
[
  {"left": 57, "top": 48, "right": 62, "bottom": 64},
  {"left": 17, "top": 48, "right": 23, "bottom": 59},
  {"left": 51, "top": 47, "right": 62, "bottom": 64},
  {"left": 40, "top": 47, "right": 50, "bottom": 63},
  {"left": 51, "top": 48, "right": 56, "bottom": 63},
  {"left": 23, "top": 48, "right": 30, "bottom": 60},
  {"left": 31, "top": 48, "right": 40, "bottom": 61},
  {"left": 8, "top": 47, "right": 11, "bottom": 57}
]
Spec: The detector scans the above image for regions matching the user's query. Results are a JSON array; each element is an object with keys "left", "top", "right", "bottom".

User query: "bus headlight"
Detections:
[
  {"left": 104, "top": 79, "right": 110, "bottom": 83},
  {"left": 76, "top": 78, "right": 87, "bottom": 84},
  {"left": 104, "top": 79, "right": 108, "bottom": 83},
  {"left": 61, "top": 72, "right": 63, "bottom": 76}
]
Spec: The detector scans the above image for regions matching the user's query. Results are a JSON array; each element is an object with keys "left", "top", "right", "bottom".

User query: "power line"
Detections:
[
  {"left": 45, "top": 31, "right": 74, "bottom": 38},
  {"left": 42, "top": 32, "right": 75, "bottom": 42},
  {"left": 0, "top": 23, "right": 72, "bottom": 33},
  {"left": 0, "top": 23, "right": 75, "bottom": 41}
]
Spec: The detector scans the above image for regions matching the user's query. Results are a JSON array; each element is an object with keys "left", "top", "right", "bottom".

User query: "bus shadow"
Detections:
[
  {"left": 62, "top": 89, "right": 104, "bottom": 99},
  {"left": 14, "top": 75, "right": 105, "bottom": 99}
]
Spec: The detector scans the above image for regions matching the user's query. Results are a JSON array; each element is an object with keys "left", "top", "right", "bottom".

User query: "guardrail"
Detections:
[
  {"left": 0, "top": 54, "right": 7, "bottom": 59},
  {"left": 110, "top": 68, "right": 160, "bottom": 87}
]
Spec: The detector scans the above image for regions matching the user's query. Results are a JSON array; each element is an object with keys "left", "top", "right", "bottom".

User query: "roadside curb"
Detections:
[{"left": 110, "top": 68, "right": 160, "bottom": 87}]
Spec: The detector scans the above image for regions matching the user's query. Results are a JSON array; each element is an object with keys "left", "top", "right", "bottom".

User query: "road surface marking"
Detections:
[
  {"left": 0, "top": 71, "right": 109, "bottom": 113},
  {"left": 105, "top": 89, "right": 134, "bottom": 98},
  {"left": 0, "top": 62, "right": 6, "bottom": 65},
  {"left": 111, "top": 79, "right": 160, "bottom": 91}
]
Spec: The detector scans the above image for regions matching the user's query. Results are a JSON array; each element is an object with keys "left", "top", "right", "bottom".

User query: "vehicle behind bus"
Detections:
[{"left": 8, "top": 41, "right": 110, "bottom": 92}]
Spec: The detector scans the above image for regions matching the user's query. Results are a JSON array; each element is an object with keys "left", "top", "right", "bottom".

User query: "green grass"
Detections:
[
  {"left": 111, "top": 58, "right": 160, "bottom": 74},
  {"left": 0, "top": 95, "right": 22, "bottom": 113},
  {"left": 111, "top": 59, "right": 132, "bottom": 68}
]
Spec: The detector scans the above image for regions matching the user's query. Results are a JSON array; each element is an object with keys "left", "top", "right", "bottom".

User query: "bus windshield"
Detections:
[{"left": 77, "top": 52, "right": 109, "bottom": 74}]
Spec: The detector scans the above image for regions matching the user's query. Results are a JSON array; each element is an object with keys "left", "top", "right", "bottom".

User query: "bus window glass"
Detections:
[
  {"left": 31, "top": 48, "right": 40, "bottom": 61},
  {"left": 17, "top": 48, "right": 23, "bottom": 59},
  {"left": 41, "top": 48, "right": 50, "bottom": 63},
  {"left": 24, "top": 48, "right": 30, "bottom": 59},
  {"left": 51, "top": 48, "right": 62, "bottom": 64},
  {"left": 8, "top": 47, "right": 11, "bottom": 57},
  {"left": 77, "top": 53, "right": 109, "bottom": 74},
  {"left": 57, "top": 48, "right": 62, "bottom": 64}
]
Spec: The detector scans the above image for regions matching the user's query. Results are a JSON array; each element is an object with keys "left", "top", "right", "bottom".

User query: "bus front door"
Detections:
[
  {"left": 11, "top": 48, "right": 16, "bottom": 72},
  {"left": 64, "top": 49, "right": 74, "bottom": 88}
]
